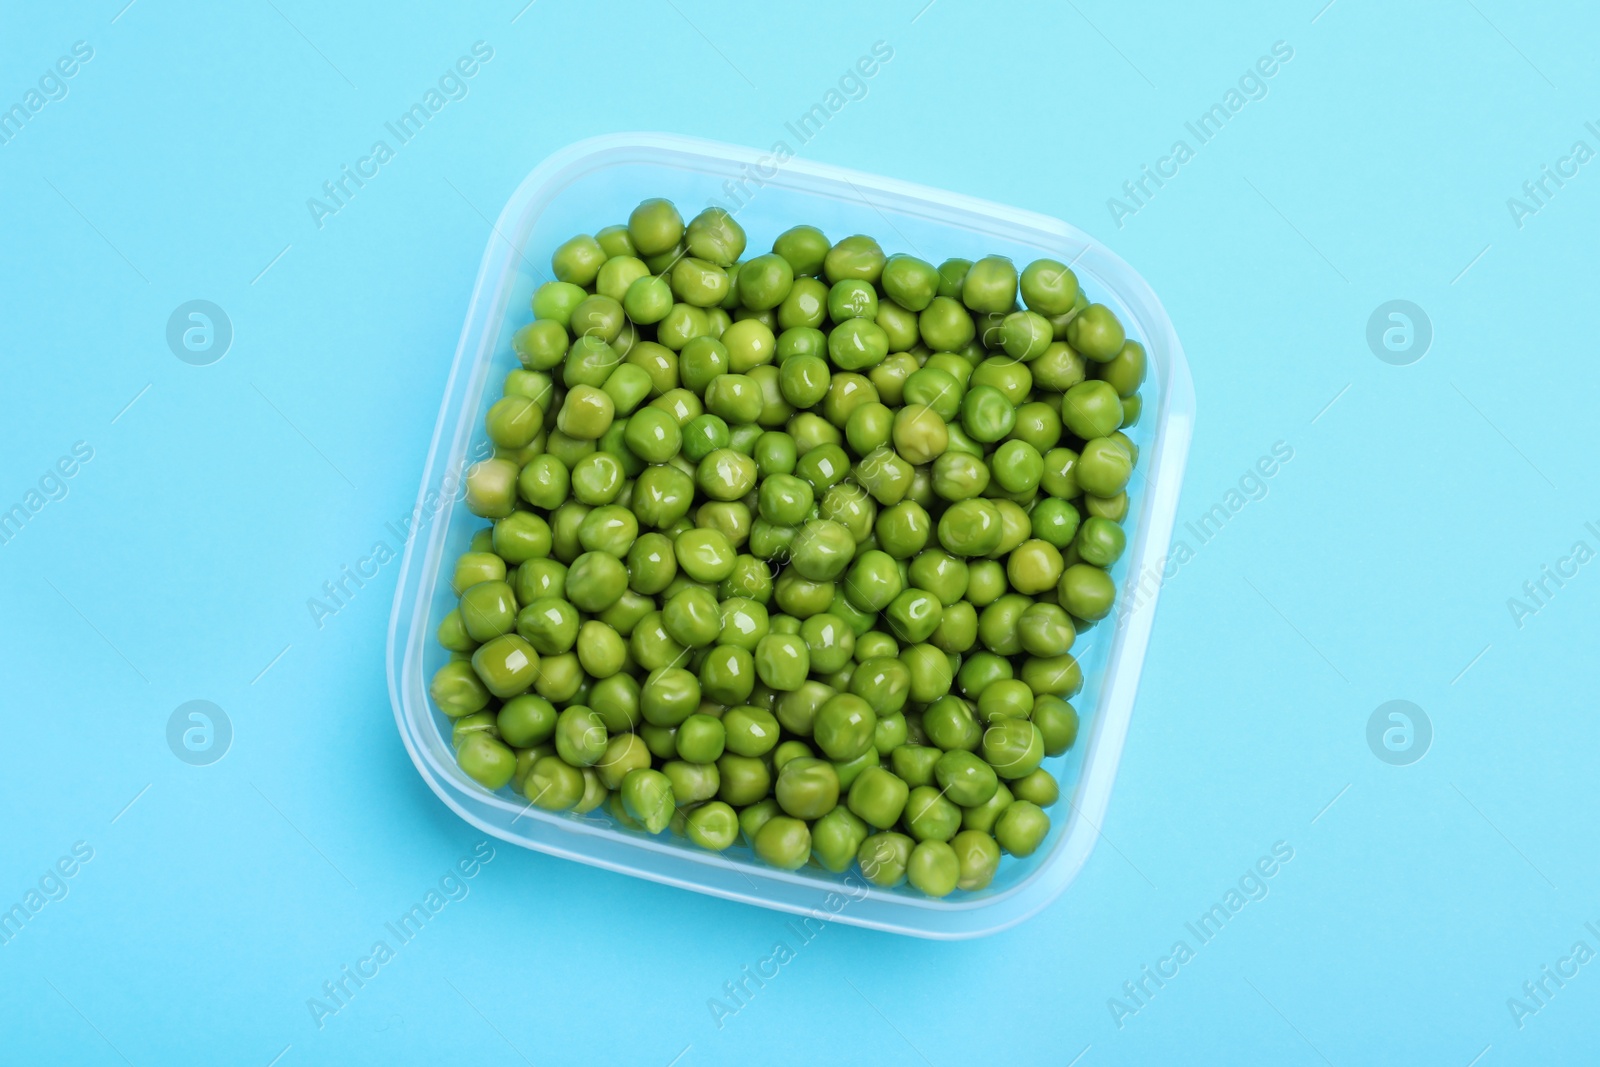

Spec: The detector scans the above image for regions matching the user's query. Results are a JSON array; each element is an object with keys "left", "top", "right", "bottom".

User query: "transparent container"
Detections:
[{"left": 386, "top": 133, "right": 1193, "bottom": 939}]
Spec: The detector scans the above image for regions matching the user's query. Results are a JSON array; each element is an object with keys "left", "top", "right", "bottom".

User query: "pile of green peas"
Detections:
[{"left": 430, "top": 196, "right": 1145, "bottom": 898}]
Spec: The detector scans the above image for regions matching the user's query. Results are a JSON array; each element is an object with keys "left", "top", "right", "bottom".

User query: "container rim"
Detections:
[{"left": 386, "top": 132, "right": 1194, "bottom": 938}]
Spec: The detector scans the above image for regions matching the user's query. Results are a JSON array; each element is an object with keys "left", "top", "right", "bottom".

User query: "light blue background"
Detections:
[{"left": 2, "top": 1, "right": 1595, "bottom": 1064}]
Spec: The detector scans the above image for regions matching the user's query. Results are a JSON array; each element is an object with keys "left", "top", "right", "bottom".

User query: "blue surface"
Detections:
[{"left": 2, "top": 2, "right": 1595, "bottom": 1063}]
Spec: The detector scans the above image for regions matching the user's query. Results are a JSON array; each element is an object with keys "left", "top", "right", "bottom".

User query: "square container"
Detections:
[{"left": 386, "top": 133, "right": 1193, "bottom": 939}]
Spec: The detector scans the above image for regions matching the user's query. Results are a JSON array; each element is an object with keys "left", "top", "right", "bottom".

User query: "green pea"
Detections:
[
  {"left": 1032, "top": 695, "right": 1080, "bottom": 756},
  {"left": 785, "top": 519, "right": 851, "bottom": 582},
  {"left": 900, "top": 642, "right": 953, "bottom": 703},
  {"left": 464, "top": 458, "right": 519, "bottom": 519},
  {"left": 704, "top": 373, "right": 763, "bottom": 424},
  {"left": 901, "top": 551, "right": 962, "bottom": 608},
  {"left": 813, "top": 693, "right": 877, "bottom": 761},
  {"left": 754, "top": 815, "right": 811, "bottom": 870},
  {"left": 953, "top": 385, "right": 1011, "bottom": 445},
  {"left": 879, "top": 254, "right": 940, "bottom": 312},
  {"left": 905, "top": 785, "right": 961, "bottom": 843},
  {"left": 1061, "top": 380, "right": 1124, "bottom": 441},
  {"left": 559, "top": 551, "right": 623, "bottom": 612},
  {"left": 549, "top": 705, "right": 605, "bottom": 767},
  {"left": 799, "top": 612, "right": 855, "bottom": 674},
  {"left": 1020, "top": 258, "right": 1080, "bottom": 315},
  {"left": 686, "top": 800, "right": 740, "bottom": 851},
  {"left": 980, "top": 717, "right": 1044, "bottom": 781},
  {"left": 675, "top": 337, "right": 727, "bottom": 395},
  {"left": 436, "top": 610, "right": 477, "bottom": 653},
  {"left": 794, "top": 443, "right": 851, "bottom": 496},
  {"left": 950, "top": 829, "right": 1002, "bottom": 891},
  {"left": 778, "top": 281, "right": 829, "bottom": 331},
  {"left": 1077, "top": 437, "right": 1133, "bottom": 497},
  {"left": 828, "top": 278, "right": 878, "bottom": 322},
  {"left": 513, "top": 559, "right": 567, "bottom": 607},
  {"left": 960, "top": 255, "right": 1017, "bottom": 314},
  {"left": 754, "top": 431, "right": 798, "bottom": 478},
  {"left": 590, "top": 673, "right": 642, "bottom": 733},
  {"left": 810, "top": 805, "right": 870, "bottom": 873},
  {"left": 922, "top": 695, "right": 980, "bottom": 752},
  {"left": 661, "top": 760, "right": 720, "bottom": 806},
  {"left": 593, "top": 224, "right": 634, "bottom": 259},
  {"left": 531, "top": 280, "right": 587, "bottom": 327},
  {"left": 555, "top": 385, "right": 613, "bottom": 441},
  {"left": 937, "top": 499, "right": 1002, "bottom": 557},
  {"left": 903, "top": 368, "right": 963, "bottom": 422},
  {"left": 456, "top": 580, "right": 513, "bottom": 643},
  {"left": 639, "top": 663, "right": 702, "bottom": 725},
  {"left": 470, "top": 634, "right": 539, "bottom": 699},
  {"left": 961, "top": 781, "right": 1013, "bottom": 834},
  {"left": 709, "top": 752, "right": 765, "bottom": 805},
  {"left": 524, "top": 755, "right": 585, "bottom": 810},
  {"left": 699, "top": 644, "right": 755, "bottom": 705},
  {"left": 767, "top": 224, "right": 827, "bottom": 275},
  {"left": 720, "top": 705, "right": 778, "bottom": 757},
  {"left": 841, "top": 652, "right": 907, "bottom": 713},
  {"left": 574, "top": 504, "right": 635, "bottom": 557},
  {"left": 684, "top": 207, "right": 746, "bottom": 266},
  {"left": 1059, "top": 563, "right": 1116, "bottom": 621},
  {"left": 721, "top": 318, "right": 775, "bottom": 371},
  {"left": 711, "top": 597, "right": 766, "bottom": 651},
  {"left": 1030, "top": 498, "right": 1081, "bottom": 552},
  {"left": 550, "top": 233, "right": 605, "bottom": 286},
  {"left": 1076, "top": 515, "right": 1127, "bottom": 568},
  {"left": 732, "top": 253, "right": 790, "bottom": 312},
  {"left": 953, "top": 652, "right": 1009, "bottom": 701},
  {"left": 769, "top": 355, "right": 827, "bottom": 414},
  {"left": 994, "top": 800, "right": 1050, "bottom": 856},
  {"left": 722, "top": 556, "right": 774, "bottom": 603},
  {"left": 904, "top": 840, "right": 959, "bottom": 897},
  {"left": 661, "top": 586, "right": 721, "bottom": 649},
  {"left": 678, "top": 415, "right": 729, "bottom": 466},
  {"left": 1001, "top": 310, "right": 1054, "bottom": 361},
  {"left": 749, "top": 519, "right": 797, "bottom": 561},
  {"left": 594, "top": 253, "right": 648, "bottom": 303},
  {"left": 858, "top": 831, "right": 914, "bottom": 887},
  {"left": 770, "top": 757, "right": 838, "bottom": 820},
  {"left": 1065, "top": 303, "right": 1126, "bottom": 362},
  {"left": 989, "top": 440, "right": 1042, "bottom": 495},
  {"left": 1091, "top": 339, "right": 1144, "bottom": 398},
  {"left": 513, "top": 319, "right": 568, "bottom": 370},
  {"left": 455, "top": 733, "right": 516, "bottom": 790},
  {"left": 621, "top": 767, "right": 676, "bottom": 833},
  {"left": 837, "top": 550, "right": 897, "bottom": 613},
  {"left": 934, "top": 749, "right": 999, "bottom": 808},
  {"left": 890, "top": 743, "right": 942, "bottom": 789},
  {"left": 1084, "top": 491, "right": 1129, "bottom": 523},
  {"left": 627, "top": 198, "right": 684, "bottom": 257},
  {"left": 669, "top": 528, "right": 731, "bottom": 584},
  {"left": 931, "top": 452, "right": 988, "bottom": 502},
  {"left": 754, "top": 633, "right": 810, "bottom": 691},
  {"left": 569, "top": 294, "right": 626, "bottom": 345},
  {"left": 1003, "top": 539, "right": 1060, "bottom": 596},
  {"left": 876, "top": 298, "right": 921, "bottom": 353},
  {"left": 639, "top": 723, "right": 679, "bottom": 761},
  {"left": 1020, "top": 653, "right": 1082, "bottom": 698},
  {"left": 1010, "top": 767, "right": 1060, "bottom": 808},
  {"left": 828, "top": 317, "right": 890, "bottom": 371},
  {"left": 1017, "top": 602, "right": 1076, "bottom": 658},
  {"left": 1120, "top": 394, "right": 1143, "bottom": 427},
  {"left": 887, "top": 405, "right": 944, "bottom": 466},
  {"left": 696, "top": 449, "right": 757, "bottom": 501},
  {"left": 823, "top": 234, "right": 885, "bottom": 284},
  {"left": 976, "top": 679, "right": 1034, "bottom": 724}
]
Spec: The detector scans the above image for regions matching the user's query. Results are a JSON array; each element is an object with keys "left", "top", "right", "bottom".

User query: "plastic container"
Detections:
[{"left": 386, "top": 133, "right": 1193, "bottom": 939}]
